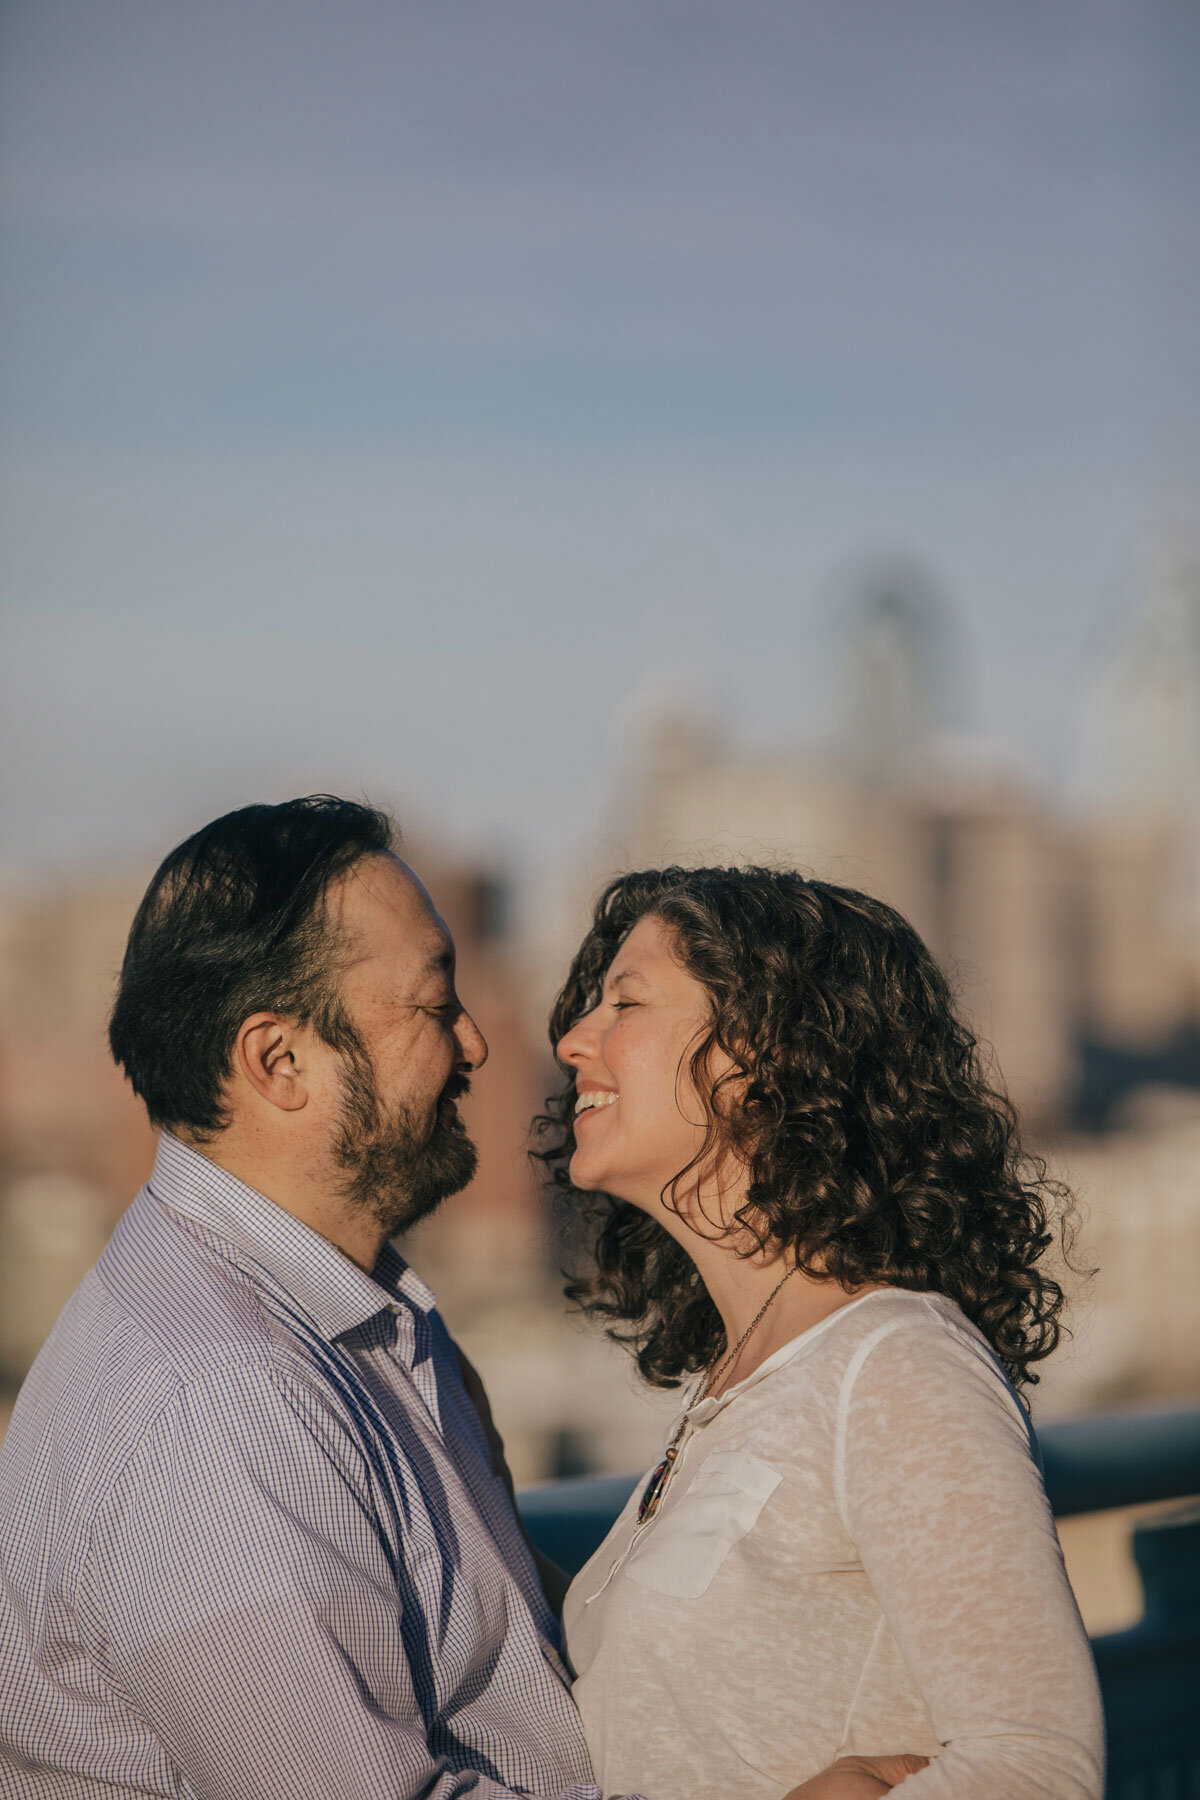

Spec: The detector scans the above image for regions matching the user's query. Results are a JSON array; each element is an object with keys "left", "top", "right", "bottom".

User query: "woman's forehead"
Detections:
[{"left": 605, "top": 914, "right": 683, "bottom": 982}]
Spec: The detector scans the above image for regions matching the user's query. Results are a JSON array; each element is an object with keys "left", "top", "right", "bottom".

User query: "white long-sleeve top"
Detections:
[{"left": 563, "top": 1289, "right": 1104, "bottom": 1799}]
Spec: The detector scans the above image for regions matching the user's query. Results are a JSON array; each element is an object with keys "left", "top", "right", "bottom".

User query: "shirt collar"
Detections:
[
  {"left": 685, "top": 1288, "right": 893, "bottom": 1425},
  {"left": 147, "top": 1132, "right": 438, "bottom": 1345}
]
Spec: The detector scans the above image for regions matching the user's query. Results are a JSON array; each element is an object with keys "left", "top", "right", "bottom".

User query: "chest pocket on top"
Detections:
[{"left": 624, "top": 1448, "right": 781, "bottom": 1600}]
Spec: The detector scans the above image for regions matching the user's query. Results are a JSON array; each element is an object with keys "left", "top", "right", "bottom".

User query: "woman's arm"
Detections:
[{"left": 836, "top": 1310, "right": 1105, "bottom": 1799}]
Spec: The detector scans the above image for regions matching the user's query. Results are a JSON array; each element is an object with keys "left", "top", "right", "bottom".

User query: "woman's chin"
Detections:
[
  {"left": 569, "top": 1149, "right": 604, "bottom": 1192},
  {"left": 569, "top": 1155, "right": 649, "bottom": 1213},
  {"left": 569, "top": 1148, "right": 634, "bottom": 1199}
]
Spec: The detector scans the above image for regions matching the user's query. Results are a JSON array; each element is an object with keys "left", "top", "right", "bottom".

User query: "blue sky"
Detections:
[{"left": 2, "top": 1, "right": 1196, "bottom": 881}]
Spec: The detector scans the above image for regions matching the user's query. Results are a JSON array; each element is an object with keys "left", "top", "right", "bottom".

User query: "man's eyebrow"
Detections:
[{"left": 425, "top": 945, "right": 455, "bottom": 976}]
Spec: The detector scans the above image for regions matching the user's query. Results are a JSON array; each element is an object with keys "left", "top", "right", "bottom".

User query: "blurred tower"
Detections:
[
  {"left": 1099, "top": 547, "right": 1200, "bottom": 827},
  {"left": 620, "top": 699, "right": 723, "bottom": 867},
  {"left": 1081, "top": 547, "right": 1200, "bottom": 1044},
  {"left": 835, "top": 564, "right": 1070, "bottom": 1123},
  {"left": 915, "top": 761, "right": 1075, "bottom": 1128},
  {"left": 837, "top": 560, "right": 949, "bottom": 788}
]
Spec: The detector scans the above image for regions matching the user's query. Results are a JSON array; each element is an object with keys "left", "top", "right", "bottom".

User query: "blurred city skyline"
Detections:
[{"left": 3, "top": 2, "right": 1198, "bottom": 883}]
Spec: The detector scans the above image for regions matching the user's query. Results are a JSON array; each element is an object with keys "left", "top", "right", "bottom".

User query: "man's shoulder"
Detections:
[
  {"left": 0, "top": 1188, "right": 346, "bottom": 1523},
  {"left": 94, "top": 1182, "right": 283, "bottom": 1375}
]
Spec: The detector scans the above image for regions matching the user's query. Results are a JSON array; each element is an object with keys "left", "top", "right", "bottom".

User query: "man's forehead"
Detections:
[{"left": 332, "top": 854, "right": 452, "bottom": 962}]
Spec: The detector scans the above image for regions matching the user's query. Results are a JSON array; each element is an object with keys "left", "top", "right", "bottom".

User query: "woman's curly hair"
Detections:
[{"left": 533, "top": 864, "right": 1077, "bottom": 1394}]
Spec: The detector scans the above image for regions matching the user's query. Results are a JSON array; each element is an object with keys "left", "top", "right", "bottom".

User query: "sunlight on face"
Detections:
[{"left": 555, "top": 914, "right": 725, "bottom": 1218}]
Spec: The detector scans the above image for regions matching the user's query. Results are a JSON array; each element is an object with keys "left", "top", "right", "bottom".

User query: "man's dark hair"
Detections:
[{"left": 109, "top": 795, "right": 395, "bottom": 1137}]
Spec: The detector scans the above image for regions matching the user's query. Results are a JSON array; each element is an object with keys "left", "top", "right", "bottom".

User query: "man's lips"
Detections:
[{"left": 435, "top": 1077, "right": 471, "bottom": 1126}]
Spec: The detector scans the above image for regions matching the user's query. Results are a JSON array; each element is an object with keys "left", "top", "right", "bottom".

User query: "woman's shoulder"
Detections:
[
  {"left": 765, "top": 1287, "right": 1023, "bottom": 1427},
  {"left": 828, "top": 1288, "right": 1033, "bottom": 1449},
  {"left": 828, "top": 1288, "right": 1011, "bottom": 1384},
  {"left": 751, "top": 1288, "right": 1023, "bottom": 1433},
  {"left": 791, "top": 1285, "right": 991, "bottom": 1362}
]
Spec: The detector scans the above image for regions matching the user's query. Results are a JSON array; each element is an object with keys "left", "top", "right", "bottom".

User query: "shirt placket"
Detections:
[
  {"left": 582, "top": 1415, "right": 705, "bottom": 1605},
  {"left": 380, "top": 1303, "right": 571, "bottom": 1686}
]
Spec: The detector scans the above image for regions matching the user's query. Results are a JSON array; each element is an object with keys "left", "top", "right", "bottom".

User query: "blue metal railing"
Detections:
[
  {"left": 1039, "top": 1403, "right": 1200, "bottom": 1517},
  {"left": 519, "top": 1400, "right": 1200, "bottom": 1799}
]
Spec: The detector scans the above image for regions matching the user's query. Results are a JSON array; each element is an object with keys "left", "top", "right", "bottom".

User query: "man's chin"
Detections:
[
  {"left": 373, "top": 1133, "right": 478, "bottom": 1238},
  {"left": 421, "top": 1139, "right": 478, "bottom": 1209}
]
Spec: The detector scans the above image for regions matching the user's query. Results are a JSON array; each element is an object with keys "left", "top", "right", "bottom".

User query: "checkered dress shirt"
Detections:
[{"left": 0, "top": 1134, "right": 612, "bottom": 1799}]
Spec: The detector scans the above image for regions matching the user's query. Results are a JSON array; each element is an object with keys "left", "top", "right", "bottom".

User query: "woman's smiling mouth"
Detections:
[{"left": 574, "top": 1089, "right": 618, "bottom": 1118}]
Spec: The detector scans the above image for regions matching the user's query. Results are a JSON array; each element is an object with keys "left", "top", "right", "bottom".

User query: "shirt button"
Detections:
[{"left": 387, "top": 1303, "right": 402, "bottom": 1316}]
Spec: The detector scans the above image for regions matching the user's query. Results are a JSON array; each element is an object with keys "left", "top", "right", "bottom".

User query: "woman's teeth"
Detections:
[{"left": 574, "top": 1090, "right": 618, "bottom": 1116}]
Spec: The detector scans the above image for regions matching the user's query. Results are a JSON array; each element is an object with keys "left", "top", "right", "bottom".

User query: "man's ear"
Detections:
[{"left": 235, "top": 1014, "right": 310, "bottom": 1113}]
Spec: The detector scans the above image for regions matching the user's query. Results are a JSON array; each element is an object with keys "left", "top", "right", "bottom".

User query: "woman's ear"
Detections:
[{"left": 235, "top": 1013, "right": 310, "bottom": 1113}]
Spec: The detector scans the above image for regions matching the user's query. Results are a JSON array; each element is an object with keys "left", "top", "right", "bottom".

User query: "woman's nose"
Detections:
[{"left": 556, "top": 1012, "right": 595, "bottom": 1068}]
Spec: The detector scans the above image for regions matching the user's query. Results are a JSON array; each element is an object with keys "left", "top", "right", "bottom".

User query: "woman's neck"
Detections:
[{"left": 687, "top": 1233, "right": 881, "bottom": 1395}]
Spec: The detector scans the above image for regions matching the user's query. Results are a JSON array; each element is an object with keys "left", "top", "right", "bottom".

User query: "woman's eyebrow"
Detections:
[{"left": 605, "top": 965, "right": 646, "bottom": 989}]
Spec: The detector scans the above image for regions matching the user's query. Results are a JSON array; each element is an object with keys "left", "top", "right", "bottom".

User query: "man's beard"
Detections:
[{"left": 331, "top": 1036, "right": 478, "bottom": 1239}]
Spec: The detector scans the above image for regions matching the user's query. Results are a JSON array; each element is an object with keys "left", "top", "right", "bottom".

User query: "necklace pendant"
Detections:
[{"left": 636, "top": 1441, "right": 678, "bottom": 1524}]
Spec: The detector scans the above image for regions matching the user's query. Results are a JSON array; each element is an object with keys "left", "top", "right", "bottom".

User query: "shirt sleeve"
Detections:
[
  {"left": 77, "top": 1358, "right": 611, "bottom": 1800},
  {"left": 835, "top": 1311, "right": 1105, "bottom": 1799}
]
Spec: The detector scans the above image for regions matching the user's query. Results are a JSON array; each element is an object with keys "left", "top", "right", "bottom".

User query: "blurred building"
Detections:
[
  {"left": 3, "top": 551, "right": 1199, "bottom": 1471},
  {"left": 1075, "top": 548, "right": 1200, "bottom": 1071},
  {"left": 1037, "top": 1090, "right": 1200, "bottom": 1418}
]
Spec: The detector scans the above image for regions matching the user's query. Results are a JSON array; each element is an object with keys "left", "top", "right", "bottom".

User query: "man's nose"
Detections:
[{"left": 456, "top": 1009, "right": 488, "bottom": 1070}]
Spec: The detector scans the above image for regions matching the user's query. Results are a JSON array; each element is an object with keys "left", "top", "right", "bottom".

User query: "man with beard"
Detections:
[
  {"left": 0, "top": 796, "right": 923, "bottom": 1800},
  {"left": 0, "top": 795, "right": 585, "bottom": 1800}
]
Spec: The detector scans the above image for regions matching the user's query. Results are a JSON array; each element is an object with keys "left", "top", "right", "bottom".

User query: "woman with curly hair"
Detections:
[{"left": 537, "top": 867, "right": 1103, "bottom": 1800}]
